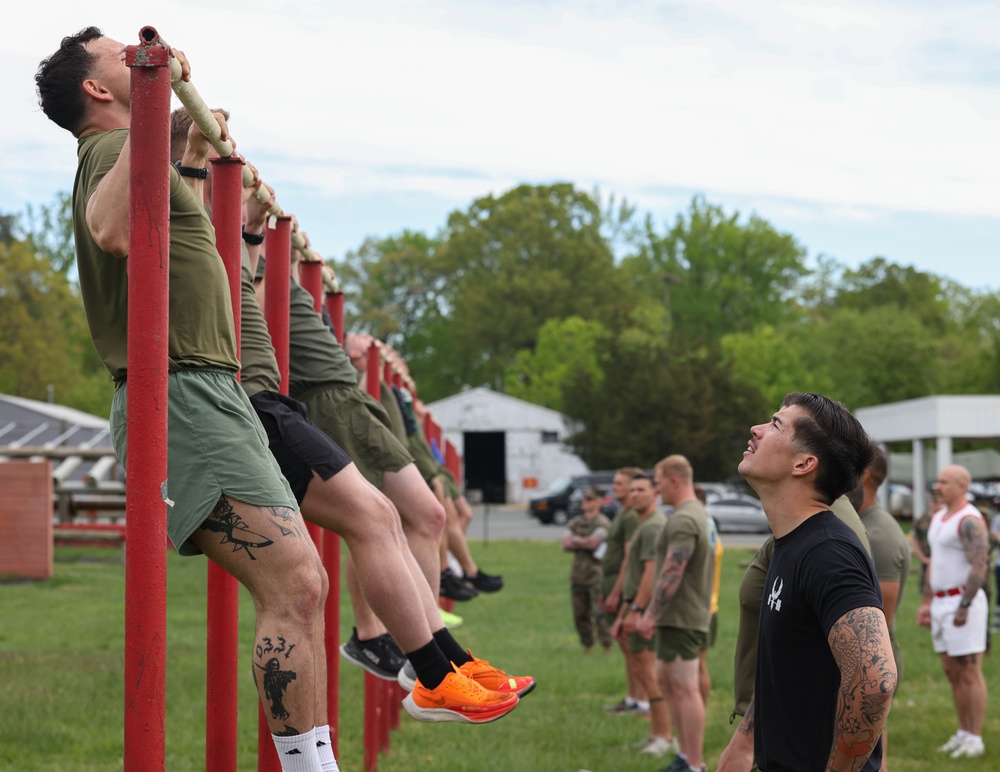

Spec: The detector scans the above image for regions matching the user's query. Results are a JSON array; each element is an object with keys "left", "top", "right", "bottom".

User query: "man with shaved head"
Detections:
[{"left": 918, "top": 464, "right": 990, "bottom": 759}]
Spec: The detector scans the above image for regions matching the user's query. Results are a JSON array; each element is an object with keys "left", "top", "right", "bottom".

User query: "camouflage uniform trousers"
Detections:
[{"left": 571, "top": 578, "right": 612, "bottom": 648}]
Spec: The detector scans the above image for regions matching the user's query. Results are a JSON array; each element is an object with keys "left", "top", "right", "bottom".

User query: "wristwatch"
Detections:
[
  {"left": 959, "top": 598, "right": 972, "bottom": 609},
  {"left": 629, "top": 603, "right": 644, "bottom": 613}
]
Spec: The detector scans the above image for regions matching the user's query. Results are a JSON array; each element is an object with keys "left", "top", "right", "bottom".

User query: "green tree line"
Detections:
[{"left": 3, "top": 186, "right": 997, "bottom": 478}]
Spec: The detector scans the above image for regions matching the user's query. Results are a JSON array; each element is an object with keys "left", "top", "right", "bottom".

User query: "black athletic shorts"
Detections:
[{"left": 249, "top": 390, "right": 353, "bottom": 504}]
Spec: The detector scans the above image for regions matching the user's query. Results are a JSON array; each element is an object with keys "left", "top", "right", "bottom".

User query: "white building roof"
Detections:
[
  {"left": 427, "top": 387, "right": 575, "bottom": 433},
  {"left": 855, "top": 395, "right": 1000, "bottom": 442}
]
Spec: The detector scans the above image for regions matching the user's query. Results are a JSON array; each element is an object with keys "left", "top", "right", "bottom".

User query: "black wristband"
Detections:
[
  {"left": 242, "top": 227, "right": 265, "bottom": 246},
  {"left": 174, "top": 161, "right": 208, "bottom": 179}
]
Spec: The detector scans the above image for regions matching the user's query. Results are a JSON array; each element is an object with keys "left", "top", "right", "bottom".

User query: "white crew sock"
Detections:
[
  {"left": 314, "top": 725, "right": 340, "bottom": 772},
  {"left": 272, "top": 727, "right": 322, "bottom": 772}
]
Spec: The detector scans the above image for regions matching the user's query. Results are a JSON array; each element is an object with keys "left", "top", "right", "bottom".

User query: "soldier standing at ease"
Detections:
[{"left": 563, "top": 486, "right": 613, "bottom": 652}]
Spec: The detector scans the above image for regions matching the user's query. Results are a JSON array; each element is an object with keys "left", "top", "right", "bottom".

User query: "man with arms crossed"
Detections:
[
  {"left": 917, "top": 464, "right": 989, "bottom": 759},
  {"left": 718, "top": 393, "right": 895, "bottom": 772},
  {"left": 637, "top": 455, "right": 714, "bottom": 772}
]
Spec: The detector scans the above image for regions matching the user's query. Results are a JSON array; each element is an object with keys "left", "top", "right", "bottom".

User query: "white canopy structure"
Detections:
[{"left": 856, "top": 395, "right": 1000, "bottom": 518}]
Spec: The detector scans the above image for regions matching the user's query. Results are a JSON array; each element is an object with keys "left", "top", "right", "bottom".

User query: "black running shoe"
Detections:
[
  {"left": 440, "top": 569, "right": 478, "bottom": 601},
  {"left": 339, "top": 628, "right": 405, "bottom": 680},
  {"left": 466, "top": 570, "right": 503, "bottom": 593}
]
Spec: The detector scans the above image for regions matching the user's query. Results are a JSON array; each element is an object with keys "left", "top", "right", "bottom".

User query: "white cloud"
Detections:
[{"left": 5, "top": 0, "right": 999, "bottom": 285}]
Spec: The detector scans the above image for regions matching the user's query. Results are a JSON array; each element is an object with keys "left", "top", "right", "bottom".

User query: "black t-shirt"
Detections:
[{"left": 754, "top": 510, "right": 884, "bottom": 771}]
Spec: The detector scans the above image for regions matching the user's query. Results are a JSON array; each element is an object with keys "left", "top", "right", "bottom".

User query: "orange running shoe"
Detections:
[
  {"left": 402, "top": 670, "right": 519, "bottom": 724},
  {"left": 459, "top": 651, "right": 537, "bottom": 697}
]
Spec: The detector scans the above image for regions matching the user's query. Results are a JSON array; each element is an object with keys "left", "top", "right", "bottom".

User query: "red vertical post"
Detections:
[
  {"left": 207, "top": 154, "right": 244, "bottom": 772},
  {"left": 263, "top": 216, "right": 292, "bottom": 394},
  {"left": 299, "top": 261, "right": 324, "bottom": 313},
  {"left": 325, "top": 292, "right": 345, "bottom": 345},
  {"left": 445, "top": 440, "right": 461, "bottom": 483},
  {"left": 259, "top": 215, "right": 291, "bottom": 772},
  {"left": 311, "top": 284, "right": 343, "bottom": 754},
  {"left": 382, "top": 360, "right": 393, "bottom": 388},
  {"left": 365, "top": 344, "right": 381, "bottom": 401},
  {"left": 124, "top": 28, "right": 170, "bottom": 772}
]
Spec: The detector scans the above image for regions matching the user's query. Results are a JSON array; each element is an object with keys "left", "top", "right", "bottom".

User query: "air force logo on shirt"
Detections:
[{"left": 767, "top": 577, "right": 784, "bottom": 612}]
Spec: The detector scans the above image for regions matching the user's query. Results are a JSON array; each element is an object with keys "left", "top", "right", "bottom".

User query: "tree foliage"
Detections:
[
  {"left": 623, "top": 196, "right": 809, "bottom": 342},
  {"left": 436, "top": 183, "right": 630, "bottom": 389},
  {"left": 562, "top": 336, "right": 768, "bottom": 480},
  {"left": 504, "top": 316, "right": 610, "bottom": 412},
  {"left": 334, "top": 230, "right": 445, "bottom": 351},
  {"left": 0, "top": 238, "right": 108, "bottom": 410}
]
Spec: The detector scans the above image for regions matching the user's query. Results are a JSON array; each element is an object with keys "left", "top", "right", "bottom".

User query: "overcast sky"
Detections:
[{"left": 6, "top": 0, "right": 999, "bottom": 289}]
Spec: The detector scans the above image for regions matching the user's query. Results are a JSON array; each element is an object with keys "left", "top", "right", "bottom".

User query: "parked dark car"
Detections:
[
  {"left": 528, "top": 471, "right": 616, "bottom": 525},
  {"left": 707, "top": 494, "right": 770, "bottom": 533}
]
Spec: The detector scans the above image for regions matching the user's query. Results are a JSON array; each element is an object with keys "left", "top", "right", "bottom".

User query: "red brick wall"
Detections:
[{"left": 0, "top": 461, "right": 53, "bottom": 579}]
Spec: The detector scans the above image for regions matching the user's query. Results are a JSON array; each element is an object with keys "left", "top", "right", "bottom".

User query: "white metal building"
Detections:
[
  {"left": 856, "top": 395, "right": 1000, "bottom": 519},
  {"left": 426, "top": 387, "right": 589, "bottom": 504}
]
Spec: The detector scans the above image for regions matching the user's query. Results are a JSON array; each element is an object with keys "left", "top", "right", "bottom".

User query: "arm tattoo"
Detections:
[
  {"left": 737, "top": 693, "right": 755, "bottom": 736},
  {"left": 826, "top": 607, "right": 897, "bottom": 771},
  {"left": 959, "top": 516, "right": 989, "bottom": 604},
  {"left": 652, "top": 547, "right": 692, "bottom": 615}
]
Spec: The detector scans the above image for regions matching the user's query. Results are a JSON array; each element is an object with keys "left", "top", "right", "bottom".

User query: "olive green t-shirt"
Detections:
[
  {"left": 379, "top": 381, "right": 409, "bottom": 444},
  {"left": 860, "top": 503, "right": 909, "bottom": 680},
  {"left": 287, "top": 278, "right": 358, "bottom": 395},
  {"left": 407, "top": 430, "right": 441, "bottom": 483},
  {"left": 653, "top": 499, "right": 713, "bottom": 631},
  {"left": 601, "top": 506, "right": 640, "bottom": 595},
  {"left": 622, "top": 510, "right": 667, "bottom": 602},
  {"left": 73, "top": 129, "right": 238, "bottom": 382},
  {"left": 238, "top": 247, "right": 281, "bottom": 398}
]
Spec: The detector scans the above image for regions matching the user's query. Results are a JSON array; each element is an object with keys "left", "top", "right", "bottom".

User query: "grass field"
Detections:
[{"left": 0, "top": 538, "right": 996, "bottom": 770}]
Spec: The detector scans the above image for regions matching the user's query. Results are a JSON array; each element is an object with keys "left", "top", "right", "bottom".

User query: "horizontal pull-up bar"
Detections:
[{"left": 149, "top": 28, "right": 322, "bottom": 263}]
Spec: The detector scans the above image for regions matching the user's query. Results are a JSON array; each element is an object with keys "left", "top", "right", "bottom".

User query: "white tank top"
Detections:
[{"left": 927, "top": 503, "right": 981, "bottom": 592}]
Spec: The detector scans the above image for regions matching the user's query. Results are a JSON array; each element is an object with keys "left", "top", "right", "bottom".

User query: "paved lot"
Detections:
[{"left": 468, "top": 504, "right": 770, "bottom": 550}]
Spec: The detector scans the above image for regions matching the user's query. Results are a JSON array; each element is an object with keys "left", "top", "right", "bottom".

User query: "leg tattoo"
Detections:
[{"left": 200, "top": 495, "right": 273, "bottom": 560}]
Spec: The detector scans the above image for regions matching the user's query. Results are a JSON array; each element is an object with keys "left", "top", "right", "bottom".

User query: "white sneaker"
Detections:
[
  {"left": 639, "top": 736, "right": 678, "bottom": 757},
  {"left": 951, "top": 735, "right": 985, "bottom": 759},
  {"left": 938, "top": 731, "right": 965, "bottom": 753}
]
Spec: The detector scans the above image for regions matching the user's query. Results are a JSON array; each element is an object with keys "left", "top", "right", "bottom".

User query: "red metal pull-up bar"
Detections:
[{"left": 123, "top": 26, "right": 171, "bottom": 772}]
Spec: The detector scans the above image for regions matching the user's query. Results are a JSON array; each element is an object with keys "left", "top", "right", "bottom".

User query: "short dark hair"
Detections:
[
  {"left": 36, "top": 27, "right": 104, "bottom": 136},
  {"left": 867, "top": 446, "right": 888, "bottom": 488},
  {"left": 781, "top": 392, "right": 877, "bottom": 505},
  {"left": 170, "top": 106, "right": 230, "bottom": 163},
  {"left": 631, "top": 472, "right": 654, "bottom": 485}
]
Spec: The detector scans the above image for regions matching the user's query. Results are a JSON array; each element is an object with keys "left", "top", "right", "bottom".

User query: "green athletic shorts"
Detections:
[
  {"left": 704, "top": 612, "right": 718, "bottom": 651},
  {"left": 295, "top": 383, "right": 413, "bottom": 490},
  {"left": 111, "top": 368, "right": 297, "bottom": 556},
  {"left": 627, "top": 630, "right": 656, "bottom": 654},
  {"left": 656, "top": 626, "right": 708, "bottom": 662}
]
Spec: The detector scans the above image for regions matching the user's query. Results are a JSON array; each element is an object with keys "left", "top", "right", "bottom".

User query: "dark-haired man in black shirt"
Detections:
[{"left": 718, "top": 392, "right": 896, "bottom": 772}]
